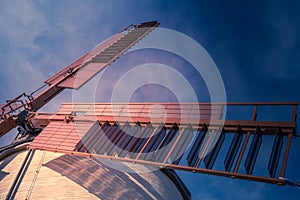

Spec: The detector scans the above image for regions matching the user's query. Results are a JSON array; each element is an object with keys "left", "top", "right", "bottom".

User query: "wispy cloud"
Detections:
[{"left": 0, "top": 1, "right": 300, "bottom": 199}]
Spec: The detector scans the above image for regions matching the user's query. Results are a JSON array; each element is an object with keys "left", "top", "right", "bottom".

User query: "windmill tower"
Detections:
[{"left": 0, "top": 21, "right": 298, "bottom": 199}]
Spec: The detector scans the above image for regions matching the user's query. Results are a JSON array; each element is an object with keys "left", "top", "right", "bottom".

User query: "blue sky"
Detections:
[{"left": 0, "top": 0, "right": 300, "bottom": 199}]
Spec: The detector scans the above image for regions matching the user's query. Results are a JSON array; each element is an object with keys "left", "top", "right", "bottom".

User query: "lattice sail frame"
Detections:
[
  {"left": 0, "top": 21, "right": 160, "bottom": 137},
  {"left": 0, "top": 20, "right": 297, "bottom": 186},
  {"left": 28, "top": 102, "right": 297, "bottom": 185}
]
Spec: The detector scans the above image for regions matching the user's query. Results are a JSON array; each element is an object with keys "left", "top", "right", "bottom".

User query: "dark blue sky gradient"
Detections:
[
  {"left": 0, "top": 0, "right": 300, "bottom": 199},
  {"left": 94, "top": 49, "right": 210, "bottom": 102}
]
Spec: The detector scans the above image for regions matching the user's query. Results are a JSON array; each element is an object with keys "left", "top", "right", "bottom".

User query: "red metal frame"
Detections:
[
  {"left": 0, "top": 21, "right": 160, "bottom": 137},
  {"left": 0, "top": 19, "right": 298, "bottom": 186},
  {"left": 27, "top": 102, "right": 297, "bottom": 186}
]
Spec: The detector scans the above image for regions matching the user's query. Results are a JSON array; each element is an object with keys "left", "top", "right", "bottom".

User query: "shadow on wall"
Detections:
[{"left": 45, "top": 154, "right": 165, "bottom": 199}]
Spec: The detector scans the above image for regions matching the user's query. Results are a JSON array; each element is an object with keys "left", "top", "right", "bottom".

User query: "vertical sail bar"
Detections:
[
  {"left": 224, "top": 126, "right": 243, "bottom": 172},
  {"left": 280, "top": 133, "right": 293, "bottom": 178},
  {"left": 204, "top": 129, "right": 225, "bottom": 169},
  {"left": 155, "top": 123, "right": 179, "bottom": 162},
  {"left": 103, "top": 122, "right": 126, "bottom": 155},
  {"left": 186, "top": 126, "right": 207, "bottom": 166},
  {"left": 163, "top": 127, "right": 189, "bottom": 164},
  {"left": 280, "top": 105, "right": 297, "bottom": 178},
  {"left": 167, "top": 126, "right": 194, "bottom": 165},
  {"left": 75, "top": 121, "right": 102, "bottom": 152},
  {"left": 135, "top": 124, "right": 164, "bottom": 160},
  {"left": 129, "top": 123, "right": 154, "bottom": 157},
  {"left": 118, "top": 123, "right": 142, "bottom": 157},
  {"left": 244, "top": 127, "right": 262, "bottom": 175},
  {"left": 106, "top": 122, "right": 131, "bottom": 156},
  {"left": 195, "top": 129, "right": 218, "bottom": 168},
  {"left": 87, "top": 121, "right": 111, "bottom": 153},
  {"left": 291, "top": 105, "right": 297, "bottom": 123},
  {"left": 233, "top": 105, "right": 258, "bottom": 173},
  {"left": 114, "top": 123, "right": 138, "bottom": 157},
  {"left": 142, "top": 126, "right": 167, "bottom": 160},
  {"left": 96, "top": 122, "right": 121, "bottom": 154},
  {"left": 268, "top": 128, "right": 283, "bottom": 178}
]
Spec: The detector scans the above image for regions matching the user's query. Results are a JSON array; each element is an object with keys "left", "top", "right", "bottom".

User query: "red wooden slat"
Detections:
[
  {"left": 29, "top": 121, "right": 82, "bottom": 150},
  {"left": 57, "top": 103, "right": 224, "bottom": 120},
  {"left": 45, "top": 33, "right": 123, "bottom": 85},
  {"left": 58, "top": 63, "right": 107, "bottom": 88}
]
